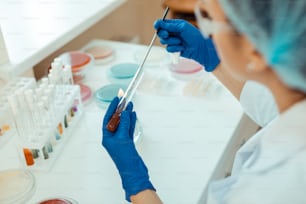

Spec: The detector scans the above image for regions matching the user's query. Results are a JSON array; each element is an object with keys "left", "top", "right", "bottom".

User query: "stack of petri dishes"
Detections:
[
  {"left": 59, "top": 51, "right": 93, "bottom": 83},
  {"left": 59, "top": 51, "right": 94, "bottom": 104}
]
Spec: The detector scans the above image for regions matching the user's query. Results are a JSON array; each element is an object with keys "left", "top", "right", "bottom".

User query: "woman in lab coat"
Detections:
[{"left": 102, "top": 0, "right": 306, "bottom": 203}]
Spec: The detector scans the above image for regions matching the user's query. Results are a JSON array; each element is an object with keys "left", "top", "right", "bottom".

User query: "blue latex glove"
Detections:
[
  {"left": 154, "top": 19, "right": 220, "bottom": 72},
  {"left": 102, "top": 97, "right": 155, "bottom": 202}
]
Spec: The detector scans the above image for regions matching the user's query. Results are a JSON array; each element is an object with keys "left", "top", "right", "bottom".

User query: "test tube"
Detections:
[
  {"left": 63, "top": 65, "right": 73, "bottom": 85},
  {"left": 54, "top": 58, "right": 63, "bottom": 75},
  {"left": 51, "top": 61, "right": 63, "bottom": 84},
  {"left": 54, "top": 58, "right": 63, "bottom": 69},
  {"left": 40, "top": 77, "right": 49, "bottom": 90},
  {"left": 7, "top": 94, "right": 24, "bottom": 137},
  {"left": 24, "top": 89, "right": 40, "bottom": 142},
  {"left": 48, "top": 72, "right": 57, "bottom": 85},
  {"left": 35, "top": 87, "right": 44, "bottom": 100},
  {"left": 16, "top": 90, "right": 36, "bottom": 142},
  {"left": 46, "top": 85, "right": 62, "bottom": 140},
  {"left": 41, "top": 95, "right": 58, "bottom": 145},
  {"left": 45, "top": 85, "right": 57, "bottom": 122}
]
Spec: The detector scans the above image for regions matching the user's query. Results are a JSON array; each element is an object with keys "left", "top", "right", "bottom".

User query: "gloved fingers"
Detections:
[
  {"left": 167, "top": 45, "right": 184, "bottom": 53},
  {"left": 160, "top": 37, "right": 181, "bottom": 46},
  {"left": 154, "top": 19, "right": 187, "bottom": 32},
  {"left": 157, "top": 29, "right": 169, "bottom": 39},
  {"left": 103, "top": 97, "right": 119, "bottom": 128},
  {"left": 129, "top": 111, "right": 137, "bottom": 140},
  {"left": 162, "top": 19, "right": 186, "bottom": 32},
  {"left": 125, "top": 101, "right": 134, "bottom": 112},
  {"left": 117, "top": 111, "right": 131, "bottom": 139},
  {"left": 153, "top": 19, "right": 166, "bottom": 30}
]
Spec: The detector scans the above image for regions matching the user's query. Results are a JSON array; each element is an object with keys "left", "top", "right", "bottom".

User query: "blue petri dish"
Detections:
[
  {"left": 109, "top": 63, "right": 138, "bottom": 79},
  {"left": 108, "top": 63, "right": 139, "bottom": 85},
  {"left": 95, "top": 84, "right": 127, "bottom": 108}
]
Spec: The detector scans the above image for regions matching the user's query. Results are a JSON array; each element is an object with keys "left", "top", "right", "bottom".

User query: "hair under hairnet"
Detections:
[{"left": 219, "top": 0, "right": 306, "bottom": 92}]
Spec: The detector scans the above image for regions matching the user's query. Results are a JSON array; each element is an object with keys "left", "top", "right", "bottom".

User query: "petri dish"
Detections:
[
  {"left": 84, "top": 45, "right": 114, "bottom": 64},
  {"left": 134, "top": 46, "right": 169, "bottom": 67},
  {"left": 0, "top": 169, "right": 35, "bottom": 204},
  {"left": 37, "top": 197, "right": 78, "bottom": 204},
  {"left": 109, "top": 63, "right": 138, "bottom": 79},
  {"left": 95, "top": 84, "right": 127, "bottom": 108},
  {"left": 77, "top": 83, "right": 92, "bottom": 104},
  {"left": 108, "top": 63, "right": 138, "bottom": 85},
  {"left": 168, "top": 58, "right": 204, "bottom": 80}
]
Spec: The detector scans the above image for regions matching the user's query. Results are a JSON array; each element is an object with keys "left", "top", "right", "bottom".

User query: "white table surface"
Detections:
[
  {"left": 0, "top": 40, "right": 243, "bottom": 204},
  {"left": 0, "top": 0, "right": 126, "bottom": 78}
]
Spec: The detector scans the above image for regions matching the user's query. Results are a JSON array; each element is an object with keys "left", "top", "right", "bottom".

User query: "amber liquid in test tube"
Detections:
[{"left": 106, "top": 7, "right": 170, "bottom": 132}]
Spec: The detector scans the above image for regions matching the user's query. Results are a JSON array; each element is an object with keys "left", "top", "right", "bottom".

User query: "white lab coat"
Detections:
[
  {"left": 240, "top": 81, "right": 278, "bottom": 127},
  {"left": 207, "top": 99, "right": 306, "bottom": 204}
]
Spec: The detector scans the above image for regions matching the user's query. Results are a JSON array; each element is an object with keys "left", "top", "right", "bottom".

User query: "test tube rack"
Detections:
[
  {"left": 0, "top": 78, "right": 36, "bottom": 147},
  {"left": 16, "top": 85, "right": 83, "bottom": 171},
  {"left": 2, "top": 77, "right": 83, "bottom": 171}
]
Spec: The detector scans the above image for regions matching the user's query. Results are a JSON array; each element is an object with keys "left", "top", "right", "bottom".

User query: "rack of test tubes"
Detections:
[
  {"left": 3, "top": 58, "right": 83, "bottom": 171},
  {"left": 0, "top": 78, "right": 36, "bottom": 147}
]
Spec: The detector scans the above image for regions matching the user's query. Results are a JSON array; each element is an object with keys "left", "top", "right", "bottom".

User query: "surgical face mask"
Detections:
[{"left": 240, "top": 81, "right": 279, "bottom": 127}]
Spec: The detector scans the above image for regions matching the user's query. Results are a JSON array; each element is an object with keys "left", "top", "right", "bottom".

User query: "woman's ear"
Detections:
[
  {"left": 247, "top": 50, "right": 268, "bottom": 72},
  {"left": 243, "top": 37, "right": 268, "bottom": 73}
]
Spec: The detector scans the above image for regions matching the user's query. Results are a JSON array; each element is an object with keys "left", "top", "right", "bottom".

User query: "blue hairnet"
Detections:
[{"left": 218, "top": 0, "right": 306, "bottom": 92}]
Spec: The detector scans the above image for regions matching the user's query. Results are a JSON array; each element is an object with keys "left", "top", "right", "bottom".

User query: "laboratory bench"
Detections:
[{"left": 0, "top": 39, "right": 245, "bottom": 203}]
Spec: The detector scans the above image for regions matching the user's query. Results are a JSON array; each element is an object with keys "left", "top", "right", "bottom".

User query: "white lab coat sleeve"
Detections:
[{"left": 224, "top": 150, "right": 306, "bottom": 204}]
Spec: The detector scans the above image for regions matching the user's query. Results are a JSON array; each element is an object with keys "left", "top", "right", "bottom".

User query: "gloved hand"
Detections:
[
  {"left": 154, "top": 19, "right": 220, "bottom": 72},
  {"left": 102, "top": 97, "right": 155, "bottom": 202}
]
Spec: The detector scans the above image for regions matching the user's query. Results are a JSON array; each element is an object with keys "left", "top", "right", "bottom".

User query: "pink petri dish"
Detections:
[
  {"left": 168, "top": 58, "right": 204, "bottom": 80},
  {"left": 38, "top": 197, "right": 78, "bottom": 204},
  {"left": 84, "top": 45, "right": 114, "bottom": 64},
  {"left": 77, "top": 83, "right": 92, "bottom": 104},
  {"left": 59, "top": 51, "right": 93, "bottom": 83}
]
